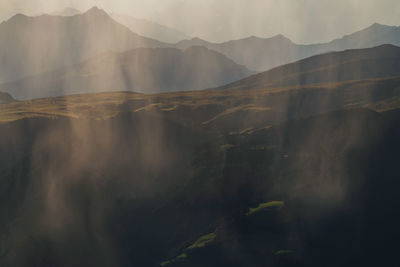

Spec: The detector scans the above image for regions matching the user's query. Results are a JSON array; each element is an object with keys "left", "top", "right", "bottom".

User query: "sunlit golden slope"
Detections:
[{"left": 1, "top": 76, "right": 399, "bottom": 125}]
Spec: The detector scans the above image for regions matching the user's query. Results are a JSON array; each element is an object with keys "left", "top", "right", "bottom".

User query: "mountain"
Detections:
[
  {"left": 46, "top": 10, "right": 190, "bottom": 43},
  {"left": 1, "top": 40, "right": 399, "bottom": 266},
  {"left": 0, "top": 84, "right": 399, "bottom": 266},
  {"left": 111, "top": 13, "right": 190, "bottom": 43},
  {"left": 177, "top": 34, "right": 300, "bottom": 71},
  {"left": 0, "top": 7, "right": 167, "bottom": 83},
  {"left": 321, "top": 23, "right": 400, "bottom": 51},
  {"left": 177, "top": 23, "right": 400, "bottom": 71},
  {"left": 0, "top": 46, "right": 253, "bottom": 99},
  {"left": 1, "top": 12, "right": 400, "bottom": 267},
  {"left": 49, "top": 7, "right": 81, "bottom": 16},
  {"left": 0, "top": 92, "right": 15, "bottom": 104},
  {"left": 219, "top": 45, "right": 400, "bottom": 91}
]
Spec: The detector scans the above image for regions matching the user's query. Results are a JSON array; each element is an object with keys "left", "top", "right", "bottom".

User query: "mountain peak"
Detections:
[
  {"left": 273, "top": 34, "right": 287, "bottom": 39},
  {"left": 360, "top": 22, "right": 398, "bottom": 33},
  {"left": 270, "top": 34, "right": 294, "bottom": 43},
  {"left": 240, "top": 34, "right": 293, "bottom": 44},
  {"left": 368, "top": 22, "right": 391, "bottom": 29},
  {"left": 6, "top": 13, "right": 30, "bottom": 23},
  {"left": 0, "top": 91, "right": 16, "bottom": 104},
  {"left": 190, "top": 37, "right": 205, "bottom": 42},
  {"left": 84, "top": 6, "right": 108, "bottom": 16}
]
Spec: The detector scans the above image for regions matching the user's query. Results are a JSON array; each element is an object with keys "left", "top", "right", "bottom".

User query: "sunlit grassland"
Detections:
[{"left": 0, "top": 76, "right": 399, "bottom": 123}]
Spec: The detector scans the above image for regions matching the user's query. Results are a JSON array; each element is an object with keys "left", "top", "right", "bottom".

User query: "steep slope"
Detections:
[
  {"left": 157, "top": 108, "right": 400, "bottom": 267},
  {"left": 219, "top": 45, "right": 400, "bottom": 91},
  {"left": 176, "top": 23, "right": 400, "bottom": 71},
  {"left": 111, "top": 14, "right": 189, "bottom": 43},
  {"left": 0, "top": 95, "right": 399, "bottom": 267},
  {"left": 323, "top": 23, "right": 400, "bottom": 50},
  {"left": 0, "top": 7, "right": 166, "bottom": 83},
  {"left": 0, "top": 46, "right": 253, "bottom": 99},
  {"left": 0, "top": 92, "right": 15, "bottom": 104}
]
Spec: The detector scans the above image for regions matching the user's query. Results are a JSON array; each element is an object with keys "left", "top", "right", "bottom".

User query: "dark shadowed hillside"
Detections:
[
  {"left": 0, "top": 7, "right": 166, "bottom": 83},
  {"left": 0, "top": 91, "right": 399, "bottom": 266},
  {"left": 219, "top": 45, "right": 400, "bottom": 91},
  {"left": 0, "top": 42, "right": 399, "bottom": 266},
  {"left": 158, "top": 108, "right": 400, "bottom": 267},
  {"left": 0, "top": 46, "right": 252, "bottom": 99}
]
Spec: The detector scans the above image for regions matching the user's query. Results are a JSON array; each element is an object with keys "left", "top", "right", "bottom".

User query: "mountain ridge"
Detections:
[
  {"left": 217, "top": 44, "right": 400, "bottom": 91},
  {"left": 177, "top": 23, "right": 400, "bottom": 71},
  {"left": 0, "top": 6, "right": 168, "bottom": 83},
  {"left": 0, "top": 46, "right": 253, "bottom": 99},
  {"left": 111, "top": 13, "right": 190, "bottom": 43}
]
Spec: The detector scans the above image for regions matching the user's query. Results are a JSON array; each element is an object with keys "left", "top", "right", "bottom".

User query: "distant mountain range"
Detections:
[
  {"left": 111, "top": 14, "right": 190, "bottom": 43},
  {"left": 177, "top": 34, "right": 299, "bottom": 71},
  {"left": 177, "top": 23, "right": 400, "bottom": 71},
  {"left": 0, "top": 7, "right": 166, "bottom": 83},
  {"left": 48, "top": 8, "right": 190, "bottom": 43},
  {"left": 218, "top": 44, "right": 400, "bottom": 91},
  {"left": 1, "top": 5, "right": 400, "bottom": 267},
  {"left": 0, "top": 46, "right": 252, "bottom": 99},
  {"left": 1, "top": 6, "right": 400, "bottom": 98}
]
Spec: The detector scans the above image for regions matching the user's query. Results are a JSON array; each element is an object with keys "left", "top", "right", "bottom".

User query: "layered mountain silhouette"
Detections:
[
  {"left": 2, "top": 43, "right": 399, "bottom": 100},
  {"left": 218, "top": 44, "right": 400, "bottom": 91},
  {"left": 1, "top": 5, "right": 399, "bottom": 92},
  {"left": 1, "top": 38, "right": 400, "bottom": 267},
  {"left": 177, "top": 23, "right": 400, "bottom": 71},
  {"left": 111, "top": 14, "right": 189, "bottom": 43},
  {"left": 177, "top": 35, "right": 298, "bottom": 71},
  {"left": 1, "top": 3, "right": 400, "bottom": 267},
  {"left": 48, "top": 8, "right": 189, "bottom": 43},
  {"left": 0, "top": 46, "right": 252, "bottom": 99},
  {"left": 0, "top": 7, "right": 167, "bottom": 83}
]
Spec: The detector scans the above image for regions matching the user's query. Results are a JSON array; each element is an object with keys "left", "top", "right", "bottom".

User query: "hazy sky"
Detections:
[{"left": 0, "top": 0, "right": 399, "bottom": 43}]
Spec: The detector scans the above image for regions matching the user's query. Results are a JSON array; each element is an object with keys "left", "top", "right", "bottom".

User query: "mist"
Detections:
[
  {"left": 1, "top": 0, "right": 399, "bottom": 43},
  {"left": 0, "top": 1, "right": 399, "bottom": 267}
]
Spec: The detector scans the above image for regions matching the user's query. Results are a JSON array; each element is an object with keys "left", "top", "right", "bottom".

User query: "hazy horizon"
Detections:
[
  {"left": 1, "top": 0, "right": 399, "bottom": 44},
  {"left": 1, "top": 1, "right": 400, "bottom": 267}
]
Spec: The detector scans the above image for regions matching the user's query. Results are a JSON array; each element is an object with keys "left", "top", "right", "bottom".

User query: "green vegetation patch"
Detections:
[
  {"left": 159, "top": 253, "right": 187, "bottom": 266},
  {"left": 160, "top": 233, "right": 216, "bottom": 266},
  {"left": 177, "top": 253, "right": 187, "bottom": 259},
  {"left": 160, "top": 260, "right": 171, "bottom": 266},
  {"left": 246, "top": 201, "right": 285, "bottom": 216},
  {"left": 274, "top": 250, "right": 294, "bottom": 256},
  {"left": 187, "top": 233, "right": 216, "bottom": 250}
]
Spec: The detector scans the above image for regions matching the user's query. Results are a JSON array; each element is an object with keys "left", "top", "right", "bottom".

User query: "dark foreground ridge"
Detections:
[{"left": 0, "top": 78, "right": 400, "bottom": 266}]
